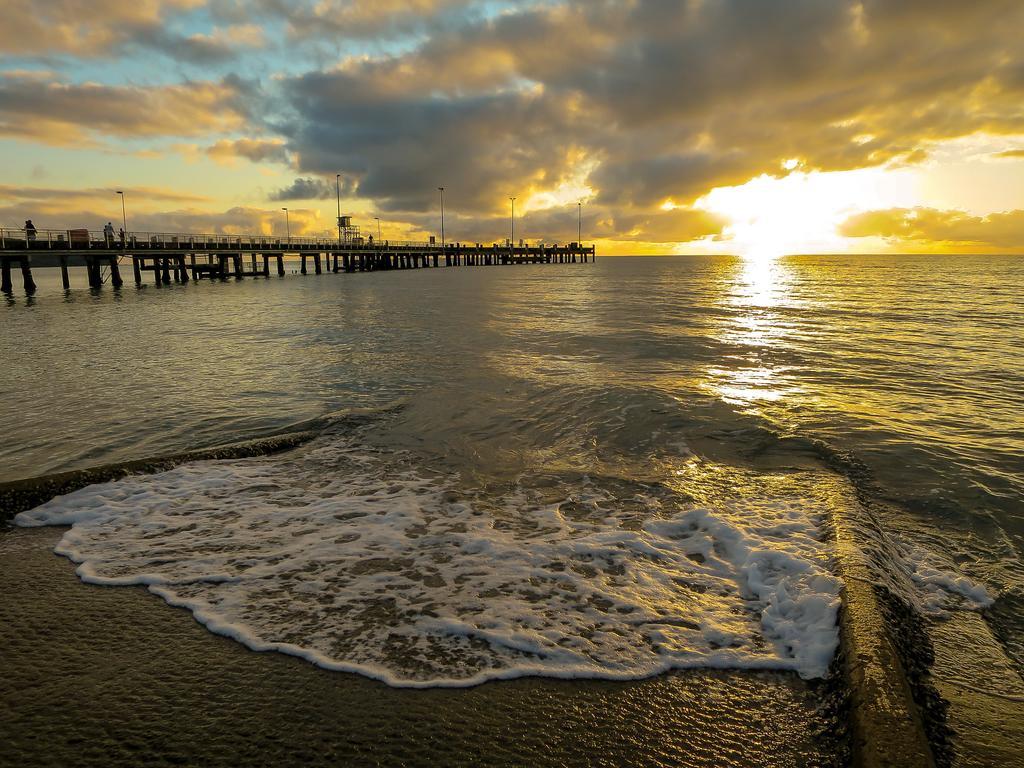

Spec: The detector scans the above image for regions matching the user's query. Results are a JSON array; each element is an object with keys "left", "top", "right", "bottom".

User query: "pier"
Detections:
[{"left": 0, "top": 227, "right": 595, "bottom": 294}]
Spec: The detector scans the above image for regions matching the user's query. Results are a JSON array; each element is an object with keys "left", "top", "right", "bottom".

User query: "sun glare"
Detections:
[{"left": 696, "top": 167, "right": 919, "bottom": 259}]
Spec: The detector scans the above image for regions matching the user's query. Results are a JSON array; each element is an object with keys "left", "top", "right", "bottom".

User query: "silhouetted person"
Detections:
[
  {"left": 103, "top": 222, "right": 114, "bottom": 248},
  {"left": 119, "top": 227, "right": 126, "bottom": 248},
  {"left": 24, "top": 219, "right": 36, "bottom": 244}
]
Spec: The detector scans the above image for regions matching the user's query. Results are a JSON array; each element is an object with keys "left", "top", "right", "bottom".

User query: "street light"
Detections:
[
  {"left": 438, "top": 186, "right": 445, "bottom": 248},
  {"left": 509, "top": 196, "right": 516, "bottom": 250},
  {"left": 115, "top": 190, "right": 127, "bottom": 247},
  {"left": 281, "top": 207, "right": 291, "bottom": 244},
  {"left": 374, "top": 216, "right": 381, "bottom": 243},
  {"left": 336, "top": 174, "right": 342, "bottom": 247},
  {"left": 577, "top": 200, "right": 582, "bottom": 246}
]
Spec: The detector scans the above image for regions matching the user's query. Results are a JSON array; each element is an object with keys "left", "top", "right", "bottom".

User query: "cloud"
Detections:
[
  {"left": 210, "top": 0, "right": 479, "bottom": 42},
  {"left": 282, "top": 72, "right": 582, "bottom": 214},
  {"left": 392, "top": 203, "right": 725, "bottom": 247},
  {"left": 270, "top": 0, "right": 1024, "bottom": 248},
  {"left": 0, "top": 72, "right": 251, "bottom": 145},
  {"left": 0, "top": 1, "right": 262, "bottom": 62},
  {"left": 205, "top": 137, "right": 290, "bottom": 165},
  {"left": 0, "top": 185, "right": 216, "bottom": 231},
  {"left": 131, "top": 23, "right": 267, "bottom": 64},
  {"left": 839, "top": 207, "right": 1024, "bottom": 249},
  {"left": 124, "top": 205, "right": 325, "bottom": 235},
  {"left": 993, "top": 149, "right": 1024, "bottom": 159},
  {"left": 268, "top": 177, "right": 354, "bottom": 201},
  {"left": 0, "top": 185, "right": 210, "bottom": 205},
  {"left": 0, "top": 202, "right": 324, "bottom": 237},
  {"left": 5, "top": 1, "right": 1024, "bottom": 249}
]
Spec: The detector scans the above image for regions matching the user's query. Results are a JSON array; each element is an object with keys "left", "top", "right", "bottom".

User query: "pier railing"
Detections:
[
  {"left": 1, "top": 227, "right": 596, "bottom": 293},
  {"left": 0, "top": 227, "right": 434, "bottom": 252}
]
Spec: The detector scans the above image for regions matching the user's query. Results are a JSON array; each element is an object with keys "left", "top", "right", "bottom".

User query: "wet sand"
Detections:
[{"left": 0, "top": 527, "right": 846, "bottom": 767}]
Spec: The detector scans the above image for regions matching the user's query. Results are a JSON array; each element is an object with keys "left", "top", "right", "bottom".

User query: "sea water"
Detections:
[{"left": 3, "top": 255, "right": 1016, "bottom": 687}]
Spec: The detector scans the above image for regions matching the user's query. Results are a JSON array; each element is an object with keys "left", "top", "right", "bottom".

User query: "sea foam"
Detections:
[{"left": 16, "top": 438, "right": 842, "bottom": 685}]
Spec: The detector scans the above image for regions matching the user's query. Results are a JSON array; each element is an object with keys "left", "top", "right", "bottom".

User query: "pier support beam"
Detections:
[
  {"left": 59, "top": 255, "right": 70, "bottom": 290},
  {"left": 84, "top": 256, "right": 102, "bottom": 289},
  {"left": 20, "top": 258, "right": 35, "bottom": 294},
  {"left": 110, "top": 258, "right": 124, "bottom": 288}
]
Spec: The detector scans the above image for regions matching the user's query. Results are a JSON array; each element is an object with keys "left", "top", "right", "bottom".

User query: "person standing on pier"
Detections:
[
  {"left": 24, "top": 219, "right": 36, "bottom": 245},
  {"left": 103, "top": 222, "right": 114, "bottom": 248},
  {"left": 119, "top": 228, "right": 126, "bottom": 249}
]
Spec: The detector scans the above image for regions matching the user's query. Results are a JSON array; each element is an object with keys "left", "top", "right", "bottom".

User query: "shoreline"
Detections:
[
  {"left": 0, "top": 429, "right": 321, "bottom": 524},
  {"left": 1, "top": 525, "right": 845, "bottom": 767},
  {"left": 0, "top": 440, "right": 946, "bottom": 767}
]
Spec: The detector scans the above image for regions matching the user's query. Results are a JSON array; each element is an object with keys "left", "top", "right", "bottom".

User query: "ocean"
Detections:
[{"left": 3, "top": 255, "right": 1022, "bottom": 741}]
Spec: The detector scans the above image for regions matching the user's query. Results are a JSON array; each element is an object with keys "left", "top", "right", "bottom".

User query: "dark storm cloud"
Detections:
[
  {"left": 205, "top": 137, "right": 290, "bottom": 164},
  {"left": 589, "top": 151, "right": 754, "bottom": 208},
  {"left": 269, "top": 177, "right": 355, "bottom": 201},
  {"left": 283, "top": 66, "right": 584, "bottom": 213}
]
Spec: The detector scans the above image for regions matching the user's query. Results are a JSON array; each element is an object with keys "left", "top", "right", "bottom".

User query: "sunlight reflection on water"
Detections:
[{"left": 705, "top": 257, "right": 807, "bottom": 410}]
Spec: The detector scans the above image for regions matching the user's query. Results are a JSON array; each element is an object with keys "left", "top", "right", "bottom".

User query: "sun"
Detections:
[{"left": 695, "top": 165, "right": 919, "bottom": 259}]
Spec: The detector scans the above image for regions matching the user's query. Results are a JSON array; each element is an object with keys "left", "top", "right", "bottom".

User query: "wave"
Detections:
[{"left": 15, "top": 427, "right": 844, "bottom": 686}]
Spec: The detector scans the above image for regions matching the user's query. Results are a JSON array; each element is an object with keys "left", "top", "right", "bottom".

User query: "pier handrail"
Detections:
[
  {"left": 1, "top": 231, "right": 595, "bottom": 295},
  {"left": 0, "top": 226, "right": 444, "bottom": 251}
]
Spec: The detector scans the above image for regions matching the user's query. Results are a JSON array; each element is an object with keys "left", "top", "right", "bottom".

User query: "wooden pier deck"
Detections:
[{"left": 0, "top": 228, "right": 595, "bottom": 294}]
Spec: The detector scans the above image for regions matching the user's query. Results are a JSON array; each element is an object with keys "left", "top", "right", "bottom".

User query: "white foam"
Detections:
[
  {"left": 16, "top": 440, "right": 842, "bottom": 685},
  {"left": 898, "top": 542, "right": 994, "bottom": 615}
]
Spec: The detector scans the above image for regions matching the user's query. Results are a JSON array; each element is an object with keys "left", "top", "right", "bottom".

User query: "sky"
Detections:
[{"left": 1, "top": 0, "right": 1023, "bottom": 256}]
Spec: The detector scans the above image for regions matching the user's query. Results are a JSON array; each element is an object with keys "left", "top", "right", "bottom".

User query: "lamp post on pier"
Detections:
[
  {"left": 577, "top": 201, "right": 582, "bottom": 247},
  {"left": 115, "top": 190, "right": 127, "bottom": 248},
  {"left": 281, "top": 207, "right": 291, "bottom": 245},
  {"left": 374, "top": 216, "right": 381, "bottom": 243},
  {"left": 336, "top": 174, "right": 342, "bottom": 247},
  {"left": 438, "top": 186, "right": 445, "bottom": 248},
  {"left": 509, "top": 196, "right": 515, "bottom": 251}
]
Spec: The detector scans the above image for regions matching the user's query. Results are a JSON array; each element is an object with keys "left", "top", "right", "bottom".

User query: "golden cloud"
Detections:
[
  {"left": 0, "top": 73, "right": 250, "bottom": 145},
  {"left": 840, "top": 207, "right": 1024, "bottom": 250},
  {"left": 0, "top": 0, "right": 204, "bottom": 57}
]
